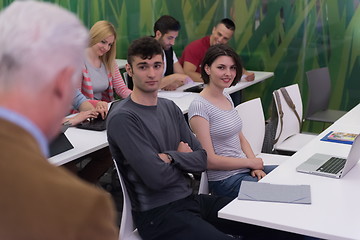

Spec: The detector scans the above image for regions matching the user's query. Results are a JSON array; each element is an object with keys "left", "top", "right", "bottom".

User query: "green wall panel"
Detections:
[{"left": 1, "top": 0, "right": 359, "bottom": 132}]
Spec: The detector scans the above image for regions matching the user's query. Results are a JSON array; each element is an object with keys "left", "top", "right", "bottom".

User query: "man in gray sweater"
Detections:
[{"left": 107, "top": 37, "right": 306, "bottom": 240}]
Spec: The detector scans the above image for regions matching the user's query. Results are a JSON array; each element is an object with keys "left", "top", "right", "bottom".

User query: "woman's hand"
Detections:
[
  {"left": 95, "top": 101, "right": 108, "bottom": 119},
  {"left": 247, "top": 157, "right": 264, "bottom": 170},
  {"left": 250, "top": 169, "right": 266, "bottom": 180},
  {"left": 67, "top": 110, "right": 99, "bottom": 126}
]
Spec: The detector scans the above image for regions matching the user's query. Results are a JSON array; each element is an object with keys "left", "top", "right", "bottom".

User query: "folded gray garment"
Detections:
[{"left": 238, "top": 181, "right": 311, "bottom": 204}]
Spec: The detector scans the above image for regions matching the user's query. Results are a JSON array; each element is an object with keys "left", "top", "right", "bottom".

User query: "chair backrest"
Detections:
[
  {"left": 113, "top": 159, "right": 142, "bottom": 240},
  {"left": 122, "top": 71, "right": 134, "bottom": 90},
  {"left": 273, "top": 84, "right": 303, "bottom": 148},
  {"left": 122, "top": 71, "right": 129, "bottom": 86},
  {"left": 235, "top": 98, "right": 265, "bottom": 155},
  {"left": 198, "top": 171, "right": 209, "bottom": 194},
  {"left": 305, "top": 67, "right": 331, "bottom": 118}
]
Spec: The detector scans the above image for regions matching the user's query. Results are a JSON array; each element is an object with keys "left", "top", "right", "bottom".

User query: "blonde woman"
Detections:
[{"left": 81, "top": 20, "right": 131, "bottom": 106}]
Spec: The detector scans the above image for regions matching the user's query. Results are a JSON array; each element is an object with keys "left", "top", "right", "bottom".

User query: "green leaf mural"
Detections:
[{"left": 2, "top": 0, "right": 359, "bottom": 132}]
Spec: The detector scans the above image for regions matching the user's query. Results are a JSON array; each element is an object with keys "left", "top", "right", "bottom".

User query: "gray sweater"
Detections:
[{"left": 107, "top": 97, "right": 207, "bottom": 212}]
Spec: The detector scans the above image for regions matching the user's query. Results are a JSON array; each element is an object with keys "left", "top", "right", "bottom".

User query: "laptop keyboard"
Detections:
[{"left": 317, "top": 157, "right": 346, "bottom": 174}]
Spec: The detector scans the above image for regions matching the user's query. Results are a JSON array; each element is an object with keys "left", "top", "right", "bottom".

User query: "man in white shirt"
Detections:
[{"left": 153, "top": 15, "right": 192, "bottom": 90}]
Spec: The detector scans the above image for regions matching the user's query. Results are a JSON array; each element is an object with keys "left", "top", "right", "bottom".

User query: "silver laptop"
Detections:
[{"left": 296, "top": 135, "right": 360, "bottom": 178}]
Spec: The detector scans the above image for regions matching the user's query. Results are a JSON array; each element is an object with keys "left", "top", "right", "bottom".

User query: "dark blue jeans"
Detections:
[
  {"left": 209, "top": 165, "right": 277, "bottom": 198},
  {"left": 133, "top": 194, "right": 305, "bottom": 240}
]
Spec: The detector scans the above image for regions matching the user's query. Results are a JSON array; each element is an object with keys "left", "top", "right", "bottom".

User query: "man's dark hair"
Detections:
[
  {"left": 127, "top": 37, "right": 163, "bottom": 66},
  {"left": 218, "top": 18, "right": 236, "bottom": 31},
  {"left": 153, "top": 15, "right": 181, "bottom": 35},
  {"left": 201, "top": 44, "right": 243, "bottom": 86}
]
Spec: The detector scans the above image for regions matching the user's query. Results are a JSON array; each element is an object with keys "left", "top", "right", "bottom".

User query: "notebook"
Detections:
[
  {"left": 49, "top": 125, "right": 73, "bottom": 157},
  {"left": 296, "top": 135, "right": 360, "bottom": 178},
  {"left": 76, "top": 100, "right": 121, "bottom": 131}
]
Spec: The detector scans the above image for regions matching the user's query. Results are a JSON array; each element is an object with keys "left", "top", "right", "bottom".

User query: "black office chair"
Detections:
[{"left": 305, "top": 67, "right": 347, "bottom": 124}]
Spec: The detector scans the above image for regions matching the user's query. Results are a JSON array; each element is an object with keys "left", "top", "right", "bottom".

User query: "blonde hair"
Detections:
[{"left": 89, "top": 20, "right": 117, "bottom": 76}]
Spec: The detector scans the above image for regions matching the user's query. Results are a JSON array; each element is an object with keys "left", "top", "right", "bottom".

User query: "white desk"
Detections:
[
  {"left": 158, "top": 71, "right": 274, "bottom": 114},
  {"left": 115, "top": 59, "right": 127, "bottom": 69},
  {"left": 332, "top": 103, "right": 360, "bottom": 127},
  {"left": 218, "top": 103, "right": 360, "bottom": 240},
  {"left": 48, "top": 127, "right": 108, "bottom": 166},
  {"left": 225, "top": 71, "right": 274, "bottom": 95},
  {"left": 158, "top": 91, "right": 198, "bottom": 114}
]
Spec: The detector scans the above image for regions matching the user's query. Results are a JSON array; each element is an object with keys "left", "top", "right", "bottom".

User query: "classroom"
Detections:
[{"left": 0, "top": 1, "right": 359, "bottom": 239}]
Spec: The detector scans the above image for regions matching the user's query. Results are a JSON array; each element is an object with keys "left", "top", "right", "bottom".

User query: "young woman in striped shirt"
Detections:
[{"left": 188, "top": 44, "right": 276, "bottom": 198}]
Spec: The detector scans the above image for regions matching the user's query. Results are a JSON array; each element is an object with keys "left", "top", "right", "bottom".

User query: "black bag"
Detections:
[{"left": 262, "top": 97, "right": 278, "bottom": 153}]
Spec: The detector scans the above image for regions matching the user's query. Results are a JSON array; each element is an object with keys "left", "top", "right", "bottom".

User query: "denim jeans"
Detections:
[
  {"left": 209, "top": 165, "right": 277, "bottom": 198},
  {"left": 133, "top": 194, "right": 306, "bottom": 240}
]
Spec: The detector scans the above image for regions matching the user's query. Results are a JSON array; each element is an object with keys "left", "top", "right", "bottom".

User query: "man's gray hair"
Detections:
[{"left": 0, "top": 1, "right": 88, "bottom": 91}]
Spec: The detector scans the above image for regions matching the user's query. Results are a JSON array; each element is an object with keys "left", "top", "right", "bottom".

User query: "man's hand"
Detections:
[
  {"left": 177, "top": 141, "right": 193, "bottom": 152},
  {"left": 162, "top": 82, "right": 179, "bottom": 91},
  {"left": 157, "top": 141, "right": 193, "bottom": 164},
  {"left": 161, "top": 74, "right": 189, "bottom": 91},
  {"left": 250, "top": 169, "right": 266, "bottom": 180},
  {"left": 158, "top": 153, "right": 172, "bottom": 163},
  {"left": 243, "top": 71, "right": 255, "bottom": 82},
  {"left": 95, "top": 101, "right": 108, "bottom": 119}
]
